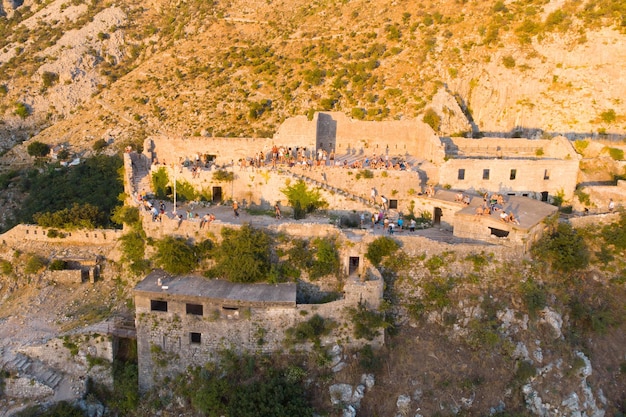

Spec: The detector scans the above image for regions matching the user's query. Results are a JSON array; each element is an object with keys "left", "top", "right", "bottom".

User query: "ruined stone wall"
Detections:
[
  {"left": 44, "top": 269, "right": 84, "bottom": 284},
  {"left": 439, "top": 157, "right": 579, "bottom": 200},
  {"left": 568, "top": 212, "right": 621, "bottom": 229},
  {"left": 0, "top": 224, "right": 123, "bottom": 246}
]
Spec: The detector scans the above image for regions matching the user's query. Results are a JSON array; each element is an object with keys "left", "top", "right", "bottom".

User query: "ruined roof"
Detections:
[{"left": 135, "top": 269, "right": 296, "bottom": 305}]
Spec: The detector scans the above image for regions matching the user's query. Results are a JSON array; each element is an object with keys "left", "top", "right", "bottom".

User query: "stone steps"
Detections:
[
  {"left": 1, "top": 352, "right": 64, "bottom": 390},
  {"left": 286, "top": 170, "right": 379, "bottom": 211}
]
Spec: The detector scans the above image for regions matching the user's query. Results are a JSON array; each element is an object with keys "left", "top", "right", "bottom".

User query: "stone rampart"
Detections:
[{"left": 0, "top": 224, "right": 123, "bottom": 246}]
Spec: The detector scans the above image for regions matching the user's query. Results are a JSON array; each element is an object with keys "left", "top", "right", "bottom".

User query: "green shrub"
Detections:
[
  {"left": 422, "top": 107, "right": 441, "bottom": 131},
  {"left": 514, "top": 360, "right": 537, "bottom": 384},
  {"left": 285, "top": 314, "right": 335, "bottom": 345},
  {"left": 14, "top": 101, "right": 31, "bottom": 119},
  {"left": 175, "top": 179, "right": 197, "bottom": 202},
  {"left": 41, "top": 71, "right": 59, "bottom": 88},
  {"left": 153, "top": 236, "right": 197, "bottom": 274},
  {"left": 502, "top": 55, "right": 516, "bottom": 68},
  {"left": 532, "top": 222, "right": 589, "bottom": 272},
  {"left": 600, "top": 109, "right": 617, "bottom": 124},
  {"left": 355, "top": 169, "right": 374, "bottom": 179},
  {"left": 93, "top": 138, "right": 108, "bottom": 152},
  {"left": 608, "top": 147, "right": 624, "bottom": 161},
  {"left": 25, "top": 255, "right": 46, "bottom": 274},
  {"left": 49, "top": 259, "right": 67, "bottom": 271},
  {"left": 519, "top": 278, "right": 547, "bottom": 319},
  {"left": 349, "top": 302, "right": 389, "bottom": 340},
  {"left": 213, "top": 169, "right": 234, "bottom": 182},
  {"left": 365, "top": 236, "right": 400, "bottom": 266},
  {"left": 0, "top": 260, "right": 13, "bottom": 276},
  {"left": 358, "top": 344, "right": 381, "bottom": 371},
  {"left": 573, "top": 139, "right": 589, "bottom": 155}
]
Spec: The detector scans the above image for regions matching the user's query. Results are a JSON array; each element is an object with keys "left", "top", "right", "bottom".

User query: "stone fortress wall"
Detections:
[{"left": 141, "top": 112, "right": 580, "bottom": 214}]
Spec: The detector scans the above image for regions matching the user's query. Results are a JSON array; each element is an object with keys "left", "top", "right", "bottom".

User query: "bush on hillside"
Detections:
[
  {"left": 531, "top": 222, "right": 589, "bottom": 272},
  {"left": 366, "top": 236, "right": 400, "bottom": 266}
]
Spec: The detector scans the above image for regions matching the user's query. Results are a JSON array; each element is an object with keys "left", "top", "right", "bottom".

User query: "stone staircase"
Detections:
[
  {"left": 0, "top": 349, "right": 64, "bottom": 390},
  {"left": 285, "top": 170, "right": 380, "bottom": 211},
  {"left": 131, "top": 154, "right": 152, "bottom": 196}
]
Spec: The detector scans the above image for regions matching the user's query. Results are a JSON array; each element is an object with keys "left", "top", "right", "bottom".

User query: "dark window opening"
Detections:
[
  {"left": 222, "top": 306, "right": 239, "bottom": 311},
  {"left": 190, "top": 332, "right": 201, "bottom": 344},
  {"left": 507, "top": 193, "right": 515, "bottom": 196},
  {"left": 150, "top": 300, "right": 168, "bottom": 312},
  {"left": 483, "top": 169, "right": 490, "bottom": 180},
  {"left": 541, "top": 191, "right": 549, "bottom": 202},
  {"left": 489, "top": 227, "right": 510, "bottom": 238},
  {"left": 510, "top": 169, "right": 516, "bottom": 180},
  {"left": 522, "top": 193, "right": 529, "bottom": 197},
  {"left": 186, "top": 303, "right": 203, "bottom": 316},
  {"left": 389, "top": 199, "right": 398, "bottom": 209},
  {"left": 544, "top": 169, "right": 550, "bottom": 180},
  {"left": 458, "top": 169, "right": 465, "bottom": 180}
]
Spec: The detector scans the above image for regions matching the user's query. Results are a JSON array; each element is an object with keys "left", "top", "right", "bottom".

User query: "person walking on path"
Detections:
[
  {"left": 233, "top": 200, "right": 240, "bottom": 217},
  {"left": 274, "top": 203, "right": 281, "bottom": 219}
]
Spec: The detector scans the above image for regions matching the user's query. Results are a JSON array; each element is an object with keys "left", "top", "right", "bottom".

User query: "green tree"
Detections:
[
  {"left": 309, "top": 237, "right": 340, "bottom": 279},
  {"left": 151, "top": 167, "right": 170, "bottom": 199},
  {"left": 27, "top": 141, "right": 50, "bottom": 158},
  {"left": 33, "top": 202, "right": 103, "bottom": 229},
  {"left": 281, "top": 180, "right": 327, "bottom": 220},
  {"left": 532, "top": 222, "right": 589, "bottom": 272},
  {"left": 16, "top": 155, "right": 123, "bottom": 228},
  {"left": 119, "top": 230, "right": 149, "bottom": 275},
  {"left": 111, "top": 205, "right": 140, "bottom": 227},
  {"left": 206, "top": 225, "right": 272, "bottom": 282},
  {"left": 153, "top": 236, "right": 197, "bottom": 274}
]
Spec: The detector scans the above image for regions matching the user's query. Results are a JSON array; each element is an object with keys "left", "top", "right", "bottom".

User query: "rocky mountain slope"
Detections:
[{"left": 1, "top": 0, "right": 625, "bottom": 159}]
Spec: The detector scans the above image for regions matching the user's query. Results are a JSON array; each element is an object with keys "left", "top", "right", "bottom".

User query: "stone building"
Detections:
[
  {"left": 134, "top": 268, "right": 384, "bottom": 392},
  {"left": 438, "top": 136, "right": 579, "bottom": 201}
]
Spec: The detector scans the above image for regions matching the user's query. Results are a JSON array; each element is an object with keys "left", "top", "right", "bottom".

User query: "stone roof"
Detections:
[
  {"left": 134, "top": 269, "right": 297, "bottom": 305},
  {"left": 454, "top": 195, "right": 558, "bottom": 231}
]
